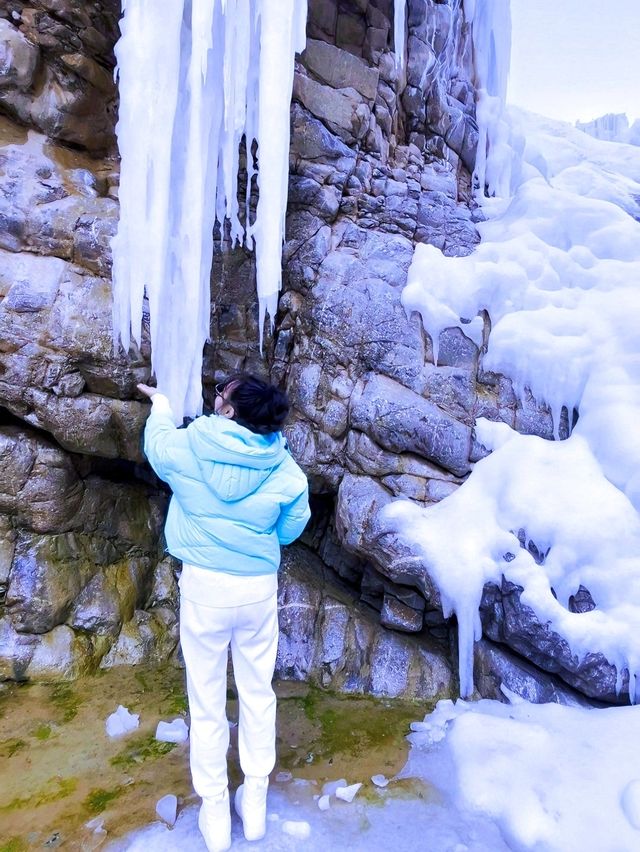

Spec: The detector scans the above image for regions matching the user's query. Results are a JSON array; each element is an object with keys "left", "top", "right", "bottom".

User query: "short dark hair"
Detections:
[{"left": 222, "top": 374, "right": 289, "bottom": 435}]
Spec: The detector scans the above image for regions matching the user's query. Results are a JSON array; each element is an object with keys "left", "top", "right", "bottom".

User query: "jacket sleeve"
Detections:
[
  {"left": 276, "top": 485, "right": 311, "bottom": 545},
  {"left": 142, "top": 394, "right": 182, "bottom": 483}
]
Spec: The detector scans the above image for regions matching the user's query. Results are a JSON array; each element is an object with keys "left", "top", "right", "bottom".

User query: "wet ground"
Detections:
[{"left": 0, "top": 666, "right": 432, "bottom": 851}]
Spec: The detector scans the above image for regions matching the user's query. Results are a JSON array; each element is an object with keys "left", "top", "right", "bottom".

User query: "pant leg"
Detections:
[
  {"left": 180, "top": 596, "right": 233, "bottom": 799},
  {"left": 230, "top": 593, "right": 279, "bottom": 779}
]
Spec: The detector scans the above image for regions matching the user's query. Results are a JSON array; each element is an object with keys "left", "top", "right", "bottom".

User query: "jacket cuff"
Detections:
[{"left": 151, "top": 393, "right": 172, "bottom": 415}]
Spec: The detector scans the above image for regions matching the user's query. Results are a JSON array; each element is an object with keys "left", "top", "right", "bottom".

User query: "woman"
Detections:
[{"left": 137, "top": 374, "right": 310, "bottom": 851}]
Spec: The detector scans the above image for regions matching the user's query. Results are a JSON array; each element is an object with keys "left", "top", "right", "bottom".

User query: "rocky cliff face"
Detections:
[{"left": 0, "top": 1, "right": 613, "bottom": 704}]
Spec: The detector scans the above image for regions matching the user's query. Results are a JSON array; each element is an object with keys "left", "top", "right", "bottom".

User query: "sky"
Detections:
[{"left": 508, "top": 0, "right": 640, "bottom": 125}]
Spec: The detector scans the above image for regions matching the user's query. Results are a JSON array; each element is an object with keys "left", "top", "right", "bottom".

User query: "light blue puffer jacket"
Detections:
[{"left": 143, "top": 397, "right": 310, "bottom": 575}]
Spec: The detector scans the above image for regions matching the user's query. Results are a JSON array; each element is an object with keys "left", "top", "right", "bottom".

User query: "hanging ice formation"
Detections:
[
  {"left": 463, "top": 0, "right": 512, "bottom": 197},
  {"left": 111, "top": 0, "right": 308, "bottom": 422},
  {"left": 394, "top": 0, "right": 406, "bottom": 71}
]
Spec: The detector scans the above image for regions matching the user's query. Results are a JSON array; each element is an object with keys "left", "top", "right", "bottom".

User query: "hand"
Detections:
[{"left": 137, "top": 382, "right": 159, "bottom": 399}]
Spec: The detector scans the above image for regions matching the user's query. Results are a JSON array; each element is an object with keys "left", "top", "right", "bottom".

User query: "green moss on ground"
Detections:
[
  {"left": 84, "top": 786, "right": 124, "bottom": 814},
  {"left": 0, "top": 777, "right": 77, "bottom": 812},
  {"left": 162, "top": 681, "right": 188, "bottom": 716},
  {"left": 0, "top": 739, "right": 27, "bottom": 758},
  {"left": 110, "top": 733, "right": 176, "bottom": 771},
  {"left": 294, "top": 687, "right": 420, "bottom": 760},
  {"left": 0, "top": 838, "right": 28, "bottom": 852},
  {"left": 49, "top": 683, "right": 81, "bottom": 723},
  {"left": 32, "top": 723, "right": 53, "bottom": 741}
]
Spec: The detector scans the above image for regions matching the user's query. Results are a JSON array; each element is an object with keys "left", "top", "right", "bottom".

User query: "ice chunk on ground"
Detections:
[
  {"left": 85, "top": 817, "right": 106, "bottom": 835},
  {"left": 317, "top": 795, "right": 331, "bottom": 811},
  {"left": 321, "top": 778, "right": 347, "bottom": 796},
  {"left": 282, "top": 820, "right": 311, "bottom": 839},
  {"left": 371, "top": 774, "right": 389, "bottom": 788},
  {"left": 105, "top": 705, "right": 139, "bottom": 737},
  {"left": 335, "top": 783, "right": 362, "bottom": 803},
  {"left": 155, "top": 718, "right": 189, "bottom": 743},
  {"left": 155, "top": 794, "right": 177, "bottom": 826}
]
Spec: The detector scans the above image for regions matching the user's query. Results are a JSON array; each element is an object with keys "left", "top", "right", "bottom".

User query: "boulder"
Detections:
[
  {"left": 0, "top": 426, "right": 84, "bottom": 532},
  {"left": 0, "top": 18, "right": 40, "bottom": 90},
  {"left": 350, "top": 373, "right": 472, "bottom": 477},
  {"left": 276, "top": 546, "right": 453, "bottom": 699},
  {"left": 474, "top": 638, "right": 595, "bottom": 707},
  {"left": 302, "top": 38, "right": 379, "bottom": 102},
  {"left": 0, "top": 4, "right": 119, "bottom": 153},
  {"left": 293, "top": 72, "right": 370, "bottom": 145},
  {"left": 480, "top": 579, "right": 632, "bottom": 704},
  {"left": 335, "top": 473, "right": 442, "bottom": 608}
]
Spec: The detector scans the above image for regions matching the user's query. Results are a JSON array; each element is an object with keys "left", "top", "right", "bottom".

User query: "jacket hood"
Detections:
[{"left": 187, "top": 414, "right": 288, "bottom": 502}]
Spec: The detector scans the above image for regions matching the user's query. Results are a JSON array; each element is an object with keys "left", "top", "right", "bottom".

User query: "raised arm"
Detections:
[{"left": 137, "top": 384, "right": 181, "bottom": 482}]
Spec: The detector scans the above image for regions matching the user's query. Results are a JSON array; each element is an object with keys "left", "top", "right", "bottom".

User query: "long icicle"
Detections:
[{"left": 112, "top": 0, "right": 308, "bottom": 422}]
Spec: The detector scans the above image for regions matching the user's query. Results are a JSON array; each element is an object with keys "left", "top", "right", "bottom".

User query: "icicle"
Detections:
[
  {"left": 394, "top": 0, "right": 406, "bottom": 71},
  {"left": 112, "top": 0, "right": 307, "bottom": 421},
  {"left": 466, "top": 0, "right": 512, "bottom": 198},
  {"left": 110, "top": 0, "right": 185, "bottom": 356},
  {"left": 254, "top": 0, "right": 308, "bottom": 346}
]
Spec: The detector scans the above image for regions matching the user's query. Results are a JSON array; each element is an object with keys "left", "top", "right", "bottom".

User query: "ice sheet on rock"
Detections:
[
  {"left": 392, "top": 110, "right": 640, "bottom": 699},
  {"left": 371, "top": 774, "right": 390, "bottom": 788},
  {"left": 155, "top": 718, "right": 189, "bottom": 743},
  {"left": 105, "top": 705, "right": 140, "bottom": 737},
  {"left": 112, "top": 1, "right": 307, "bottom": 421}
]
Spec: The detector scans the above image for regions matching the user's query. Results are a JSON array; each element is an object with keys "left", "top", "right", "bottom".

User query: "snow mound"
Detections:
[
  {"left": 406, "top": 696, "right": 640, "bottom": 851},
  {"left": 388, "top": 109, "right": 640, "bottom": 699}
]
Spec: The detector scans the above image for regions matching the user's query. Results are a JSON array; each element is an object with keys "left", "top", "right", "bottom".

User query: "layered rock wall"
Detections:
[{"left": 0, "top": 1, "right": 609, "bottom": 704}]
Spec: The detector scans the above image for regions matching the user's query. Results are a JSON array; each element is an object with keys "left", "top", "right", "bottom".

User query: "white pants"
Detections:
[{"left": 180, "top": 593, "right": 279, "bottom": 799}]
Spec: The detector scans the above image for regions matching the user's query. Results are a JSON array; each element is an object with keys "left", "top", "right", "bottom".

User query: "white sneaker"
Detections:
[
  {"left": 234, "top": 775, "right": 269, "bottom": 841},
  {"left": 198, "top": 788, "right": 231, "bottom": 852}
]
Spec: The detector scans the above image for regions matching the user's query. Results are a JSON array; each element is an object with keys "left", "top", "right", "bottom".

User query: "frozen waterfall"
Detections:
[
  {"left": 111, "top": 0, "right": 307, "bottom": 422},
  {"left": 464, "top": 0, "right": 512, "bottom": 197}
]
